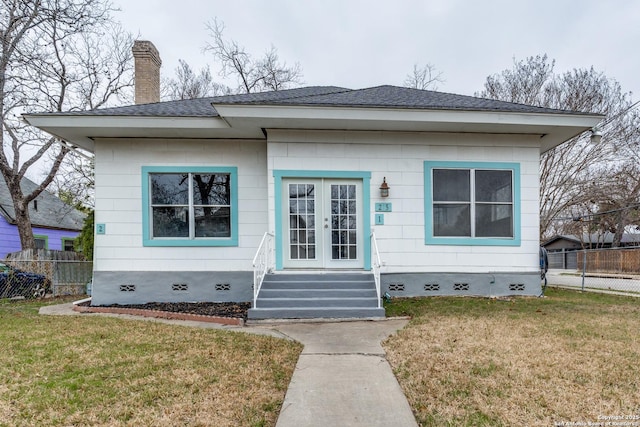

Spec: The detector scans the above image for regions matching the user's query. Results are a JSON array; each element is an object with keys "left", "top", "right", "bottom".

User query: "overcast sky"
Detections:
[{"left": 113, "top": 0, "right": 639, "bottom": 100}]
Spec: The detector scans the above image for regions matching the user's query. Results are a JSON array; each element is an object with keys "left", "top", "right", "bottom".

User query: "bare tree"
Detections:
[
  {"left": 164, "top": 59, "right": 232, "bottom": 100},
  {"left": 480, "top": 55, "right": 554, "bottom": 106},
  {"left": 590, "top": 165, "right": 640, "bottom": 245},
  {"left": 50, "top": 152, "right": 95, "bottom": 209},
  {"left": 1, "top": 0, "right": 133, "bottom": 250},
  {"left": 203, "top": 18, "right": 303, "bottom": 94},
  {"left": 404, "top": 63, "right": 443, "bottom": 90},
  {"left": 477, "top": 55, "right": 637, "bottom": 240}
]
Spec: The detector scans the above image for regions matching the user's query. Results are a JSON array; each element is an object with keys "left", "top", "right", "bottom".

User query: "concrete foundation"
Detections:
[
  {"left": 381, "top": 271, "right": 542, "bottom": 297},
  {"left": 91, "top": 270, "right": 253, "bottom": 305}
]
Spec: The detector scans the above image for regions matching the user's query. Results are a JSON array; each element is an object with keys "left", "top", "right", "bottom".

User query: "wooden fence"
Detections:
[{"left": 577, "top": 247, "right": 640, "bottom": 275}]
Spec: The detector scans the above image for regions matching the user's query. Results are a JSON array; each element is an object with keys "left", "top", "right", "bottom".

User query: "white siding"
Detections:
[
  {"left": 93, "top": 138, "right": 268, "bottom": 272},
  {"left": 267, "top": 129, "right": 541, "bottom": 274},
  {"left": 93, "top": 130, "right": 543, "bottom": 277}
]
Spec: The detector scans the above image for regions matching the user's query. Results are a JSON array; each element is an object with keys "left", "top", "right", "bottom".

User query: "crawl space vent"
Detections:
[
  {"left": 388, "top": 283, "right": 405, "bottom": 292},
  {"left": 172, "top": 283, "right": 189, "bottom": 291},
  {"left": 509, "top": 283, "right": 526, "bottom": 291},
  {"left": 424, "top": 283, "right": 440, "bottom": 292},
  {"left": 119, "top": 284, "right": 136, "bottom": 292},
  {"left": 453, "top": 283, "right": 470, "bottom": 291},
  {"left": 215, "top": 283, "right": 231, "bottom": 291}
]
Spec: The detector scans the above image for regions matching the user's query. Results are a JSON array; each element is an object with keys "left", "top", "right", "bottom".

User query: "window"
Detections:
[
  {"left": 424, "top": 161, "right": 520, "bottom": 246},
  {"left": 142, "top": 167, "right": 238, "bottom": 246},
  {"left": 62, "top": 238, "right": 75, "bottom": 251},
  {"left": 34, "top": 234, "right": 48, "bottom": 249}
]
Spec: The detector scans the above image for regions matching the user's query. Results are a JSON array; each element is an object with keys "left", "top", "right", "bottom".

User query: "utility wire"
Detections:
[
  {"left": 547, "top": 202, "right": 640, "bottom": 222},
  {"left": 592, "top": 99, "right": 640, "bottom": 134}
]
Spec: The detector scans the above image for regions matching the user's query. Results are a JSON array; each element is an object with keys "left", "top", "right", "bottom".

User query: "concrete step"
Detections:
[
  {"left": 259, "top": 288, "right": 378, "bottom": 298},
  {"left": 249, "top": 272, "right": 383, "bottom": 320},
  {"left": 261, "top": 280, "right": 374, "bottom": 290},
  {"left": 256, "top": 297, "right": 379, "bottom": 309},
  {"left": 247, "top": 307, "right": 386, "bottom": 320},
  {"left": 264, "top": 273, "right": 374, "bottom": 282}
]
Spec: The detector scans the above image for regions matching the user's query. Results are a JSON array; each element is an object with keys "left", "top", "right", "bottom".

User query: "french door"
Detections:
[{"left": 282, "top": 178, "right": 363, "bottom": 269}]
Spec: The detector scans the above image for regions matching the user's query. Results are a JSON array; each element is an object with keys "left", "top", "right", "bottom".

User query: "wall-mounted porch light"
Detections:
[{"left": 380, "top": 177, "right": 390, "bottom": 198}]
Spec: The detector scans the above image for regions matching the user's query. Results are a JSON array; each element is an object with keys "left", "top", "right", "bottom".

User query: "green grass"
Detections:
[
  {"left": 383, "top": 289, "right": 640, "bottom": 426},
  {"left": 0, "top": 298, "right": 302, "bottom": 427},
  {"left": 385, "top": 287, "right": 638, "bottom": 319}
]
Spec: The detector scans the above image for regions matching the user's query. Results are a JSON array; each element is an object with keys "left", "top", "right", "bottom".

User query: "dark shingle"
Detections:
[
  {"left": 38, "top": 86, "right": 350, "bottom": 118},
  {"left": 30, "top": 84, "right": 589, "bottom": 118},
  {"left": 225, "top": 85, "right": 583, "bottom": 114},
  {"left": 0, "top": 177, "right": 85, "bottom": 230}
]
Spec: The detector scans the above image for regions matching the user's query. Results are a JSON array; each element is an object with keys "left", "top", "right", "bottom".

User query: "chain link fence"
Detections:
[
  {"left": 1, "top": 259, "right": 92, "bottom": 298},
  {"left": 546, "top": 247, "right": 640, "bottom": 295}
]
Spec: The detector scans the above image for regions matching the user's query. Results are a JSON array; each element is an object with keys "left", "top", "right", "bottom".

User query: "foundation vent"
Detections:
[
  {"left": 119, "top": 284, "right": 136, "bottom": 292},
  {"left": 215, "top": 283, "right": 231, "bottom": 291},
  {"left": 509, "top": 283, "right": 526, "bottom": 291},
  {"left": 172, "top": 283, "right": 189, "bottom": 291},
  {"left": 424, "top": 283, "right": 440, "bottom": 292},
  {"left": 388, "top": 283, "right": 405, "bottom": 292},
  {"left": 453, "top": 283, "right": 469, "bottom": 291}
]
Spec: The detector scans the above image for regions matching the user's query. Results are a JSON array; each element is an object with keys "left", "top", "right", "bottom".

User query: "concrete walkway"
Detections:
[
  {"left": 273, "top": 320, "right": 418, "bottom": 427},
  {"left": 39, "top": 304, "right": 418, "bottom": 426}
]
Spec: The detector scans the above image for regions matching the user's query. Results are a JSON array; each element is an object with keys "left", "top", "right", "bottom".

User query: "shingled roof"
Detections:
[
  {"left": 214, "top": 85, "right": 586, "bottom": 115},
  {"left": 32, "top": 85, "right": 590, "bottom": 118},
  {"left": 35, "top": 86, "right": 350, "bottom": 118},
  {"left": 0, "top": 177, "right": 85, "bottom": 231}
]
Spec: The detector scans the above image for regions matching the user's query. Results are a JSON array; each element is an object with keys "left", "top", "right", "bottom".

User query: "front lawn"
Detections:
[
  {"left": 383, "top": 289, "right": 640, "bottom": 426},
  {"left": 0, "top": 298, "right": 302, "bottom": 427}
]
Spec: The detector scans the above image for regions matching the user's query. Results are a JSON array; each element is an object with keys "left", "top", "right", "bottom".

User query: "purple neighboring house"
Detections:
[{"left": 0, "top": 177, "right": 86, "bottom": 259}]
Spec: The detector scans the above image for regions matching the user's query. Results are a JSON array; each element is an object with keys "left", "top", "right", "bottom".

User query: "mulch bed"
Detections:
[{"left": 74, "top": 301, "right": 251, "bottom": 326}]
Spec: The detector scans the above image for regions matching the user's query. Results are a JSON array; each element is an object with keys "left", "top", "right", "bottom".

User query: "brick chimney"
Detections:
[{"left": 132, "top": 40, "right": 162, "bottom": 104}]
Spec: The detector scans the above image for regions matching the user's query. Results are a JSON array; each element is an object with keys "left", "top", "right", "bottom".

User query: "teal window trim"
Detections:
[
  {"left": 424, "top": 161, "right": 521, "bottom": 246},
  {"left": 61, "top": 237, "right": 76, "bottom": 251},
  {"left": 273, "top": 170, "right": 372, "bottom": 270},
  {"left": 142, "top": 166, "right": 239, "bottom": 247},
  {"left": 34, "top": 234, "right": 49, "bottom": 249}
]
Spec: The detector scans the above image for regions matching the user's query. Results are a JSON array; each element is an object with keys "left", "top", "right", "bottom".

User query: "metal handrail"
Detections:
[
  {"left": 371, "top": 232, "right": 382, "bottom": 308},
  {"left": 252, "top": 232, "right": 274, "bottom": 308}
]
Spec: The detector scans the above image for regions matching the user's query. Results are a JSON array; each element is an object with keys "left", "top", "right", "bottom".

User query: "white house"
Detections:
[{"left": 25, "top": 42, "right": 602, "bottom": 318}]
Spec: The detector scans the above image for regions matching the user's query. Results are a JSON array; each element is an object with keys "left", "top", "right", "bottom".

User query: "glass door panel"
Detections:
[
  {"left": 288, "top": 183, "right": 316, "bottom": 260},
  {"left": 282, "top": 178, "right": 363, "bottom": 269},
  {"left": 283, "top": 179, "right": 322, "bottom": 268},
  {"left": 330, "top": 184, "right": 358, "bottom": 261},
  {"left": 324, "top": 180, "right": 363, "bottom": 269}
]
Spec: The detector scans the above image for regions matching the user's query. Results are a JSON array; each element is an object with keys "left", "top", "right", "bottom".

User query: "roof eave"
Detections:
[
  {"left": 22, "top": 115, "right": 235, "bottom": 152},
  {"left": 0, "top": 206, "right": 13, "bottom": 223},
  {"left": 24, "top": 105, "right": 604, "bottom": 153},
  {"left": 213, "top": 104, "right": 604, "bottom": 151}
]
